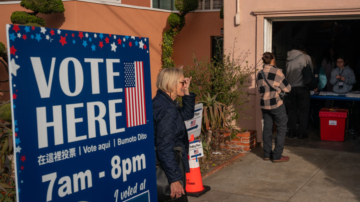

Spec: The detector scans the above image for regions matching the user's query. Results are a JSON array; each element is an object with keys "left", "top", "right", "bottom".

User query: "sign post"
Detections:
[
  {"left": 184, "top": 103, "right": 210, "bottom": 196},
  {"left": 6, "top": 24, "right": 157, "bottom": 202}
]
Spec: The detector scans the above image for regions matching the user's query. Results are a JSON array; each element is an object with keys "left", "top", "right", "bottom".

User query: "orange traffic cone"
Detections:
[{"left": 186, "top": 135, "right": 210, "bottom": 197}]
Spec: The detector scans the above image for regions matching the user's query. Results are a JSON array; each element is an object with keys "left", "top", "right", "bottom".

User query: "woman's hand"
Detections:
[
  {"left": 170, "top": 181, "right": 185, "bottom": 199},
  {"left": 183, "top": 76, "right": 192, "bottom": 95},
  {"left": 341, "top": 77, "right": 346, "bottom": 81}
]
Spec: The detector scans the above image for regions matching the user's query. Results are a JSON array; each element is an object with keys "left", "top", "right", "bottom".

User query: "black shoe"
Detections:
[
  {"left": 298, "top": 133, "right": 308, "bottom": 139},
  {"left": 287, "top": 132, "right": 296, "bottom": 138}
]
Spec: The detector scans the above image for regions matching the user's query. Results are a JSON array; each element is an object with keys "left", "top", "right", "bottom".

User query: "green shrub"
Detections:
[
  {"left": 24, "top": 22, "right": 43, "bottom": 27},
  {"left": 184, "top": 52, "right": 253, "bottom": 121},
  {"left": 168, "top": 13, "right": 183, "bottom": 28},
  {"left": 0, "top": 43, "right": 4, "bottom": 55},
  {"left": 11, "top": 11, "right": 46, "bottom": 26},
  {"left": 0, "top": 104, "right": 11, "bottom": 122},
  {"left": 184, "top": 50, "right": 253, "bottom": 153},
  {"left": 175, "top": 0, "right": 198, "bottom": 14},
  {"left": 0, "top": 42, "right": 5, "bottom": 59},
  {"left": 162, "top": 31, "right": 176, "bottom": 68},
  {"left": 20, "top": 0, "right": 65, "bottom": 14},
  {"left": 0, "top": 42, "right": 8, "bottom": 66},
  {"left": 162, "top": 0, "right": 198, "bottom": 68}
]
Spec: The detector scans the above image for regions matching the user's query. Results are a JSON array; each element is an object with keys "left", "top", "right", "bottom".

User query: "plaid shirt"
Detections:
[{"left": 256, "top": 65, "right": 291, "bottom": 110}]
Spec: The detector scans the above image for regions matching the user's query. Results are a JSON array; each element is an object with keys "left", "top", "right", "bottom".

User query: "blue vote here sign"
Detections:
[{"left": 6, "top": 24, "right": 157, "bottom": 202}]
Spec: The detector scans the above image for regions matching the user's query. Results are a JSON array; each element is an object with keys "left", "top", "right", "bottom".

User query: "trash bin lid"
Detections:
[{"left": 319, "top": 108, "right": 348, "bottom": 118}]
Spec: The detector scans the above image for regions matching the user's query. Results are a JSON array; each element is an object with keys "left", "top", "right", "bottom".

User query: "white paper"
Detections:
[
  {"left": 189, "top": 139, "right": 204, "bottom": 159},
  {"left": 185, "top": 103, "right": 203, "bottom": 138},
  {"left": 329, "top": 120, "right": 337, "bottom": 126}
]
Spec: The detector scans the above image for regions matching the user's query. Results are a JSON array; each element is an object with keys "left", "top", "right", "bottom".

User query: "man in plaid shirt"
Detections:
[
  {"left": 257, "top": 65, "right": 291, "bottom": 110},
  {"left": 256, "top": 52, "right": 291, "bottom": 163}
]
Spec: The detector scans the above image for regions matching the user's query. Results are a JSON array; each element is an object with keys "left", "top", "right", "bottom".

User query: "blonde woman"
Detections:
[{"left": 153, "top": 68, "right": 195, "bottom": 201}]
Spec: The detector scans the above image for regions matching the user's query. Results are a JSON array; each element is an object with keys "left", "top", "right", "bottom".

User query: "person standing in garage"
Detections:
[{"left": 286, "top": 45, "right": 313, "bottom": 139}]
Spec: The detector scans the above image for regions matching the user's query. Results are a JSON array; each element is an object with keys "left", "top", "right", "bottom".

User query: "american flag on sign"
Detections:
[
  {"left": 190, "top": 120, "right": 196, "bottom": 127},
  {"left": 194, "top": 149, "right": 199, "bottom": 155},
  {"left": 124, "top": 61, "right": 147, "bottom": 127}
]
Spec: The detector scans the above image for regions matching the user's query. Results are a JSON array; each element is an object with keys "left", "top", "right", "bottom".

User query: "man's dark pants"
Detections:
[
  {"left": 288, "top": 87, "right": 310, "bottom": 134},
  {"left": 262, "top": 104, "right": 287, "bottom": 160}
]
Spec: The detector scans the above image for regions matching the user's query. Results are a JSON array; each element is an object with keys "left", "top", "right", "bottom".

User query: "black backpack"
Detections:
[{"left": 302, "top": 61, "right": 318, "bottom": 90}]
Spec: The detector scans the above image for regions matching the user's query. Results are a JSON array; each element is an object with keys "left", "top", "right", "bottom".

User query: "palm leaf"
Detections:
[
  {"left": 209, "top": 106, "right": 215, "bottom": 129},
  {"left": 203, "top": 106, "right": 209, "bottom": 130}
]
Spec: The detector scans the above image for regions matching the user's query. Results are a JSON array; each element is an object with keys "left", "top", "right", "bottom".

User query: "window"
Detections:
[
  {"left": 152, "top": 0, "right": 175, "bottom": 11},
  {"left": 212, "top": 0, "right": 222, "bottom": 9},
  {"left": 205, "top": 0, "right": 210, "bottom": 10},
  {"left": 198, "top": 0, "right": 222, "bottom": 10},
  {"left": 211, "top": 36, "right": 223, "bottom": 62},
  {"left": 152, "top": 0, "right": 222, "bottom": 11}
]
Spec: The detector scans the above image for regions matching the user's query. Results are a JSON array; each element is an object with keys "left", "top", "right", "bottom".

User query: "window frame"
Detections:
[
  {"left": 198, "top": 0, "right": 222, "bottom": 10},
  {"left": 151, "top": 0, "right": 175, "bottom": 11}
]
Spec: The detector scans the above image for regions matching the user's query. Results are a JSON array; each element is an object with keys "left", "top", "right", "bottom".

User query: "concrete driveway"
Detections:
[{"left": 188, "top": 146, "right": 360, "bottom": 202}]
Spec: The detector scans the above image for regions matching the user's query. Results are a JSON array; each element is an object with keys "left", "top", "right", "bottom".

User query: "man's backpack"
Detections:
[{"left": 302, "top": 60, "right": 318, "bottom": 90}]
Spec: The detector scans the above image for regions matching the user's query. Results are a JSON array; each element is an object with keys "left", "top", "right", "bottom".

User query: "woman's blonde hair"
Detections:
[{"left": 156, "top": 68, "right": 184, "bottom": 93}]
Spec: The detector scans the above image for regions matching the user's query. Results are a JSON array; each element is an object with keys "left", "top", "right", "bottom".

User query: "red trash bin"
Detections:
[{"left": 319, "top": 108, "right": 348, "bottom": 141}]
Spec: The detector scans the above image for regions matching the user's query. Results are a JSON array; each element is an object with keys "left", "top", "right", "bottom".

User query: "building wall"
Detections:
[
  {"left": 224, "top": 0, "right": 360, "bottom": 142},
  {"left": 0, "top": 1, "right": 169, "bottom": 100},
  {"left": 0, "top": 1, "right": 222, "bottom": 101},
  {"left": 173, "top": 11, "right": 223, "bottom": 67},
  {"left": 74, "top": 1, "right": 170, "bottom": 97},
  {"left": 0, "top": 2, "right": 78, "bottom": 101},
  {"left": 122, "top": 0, "right": 151, "bottom": 7}
]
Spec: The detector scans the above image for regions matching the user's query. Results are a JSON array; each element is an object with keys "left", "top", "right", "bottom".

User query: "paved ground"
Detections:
[
  {"left": 188, "top": 144, "right": 360, "bottom": 202},
  {"left": 284, "top": 128, "right": 360, "bottom": 153}
]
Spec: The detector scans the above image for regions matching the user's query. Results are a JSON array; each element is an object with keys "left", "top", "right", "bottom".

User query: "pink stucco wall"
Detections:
[
  {"left": 122, "top": 0, "right": 151, "bottom": 7},
  {"left": 224, "top": 0, "right": 360, "bottom": 141},
  {"left": 173, "top": 11, "right": 223, "bottom": 66}
]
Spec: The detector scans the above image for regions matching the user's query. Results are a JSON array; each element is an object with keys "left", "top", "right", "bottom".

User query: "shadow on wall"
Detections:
[
  {"left": 232, "top": 49, "right": 262, "bottom": 131},
  {"left": 39, "top": 13, "right": 66, "bottom": 29}
]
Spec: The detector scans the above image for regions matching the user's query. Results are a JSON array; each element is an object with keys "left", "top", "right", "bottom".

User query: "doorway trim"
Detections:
[
  {"left": 254, "top": 9, "right": 360, "bottom": 142},
  {"left": 253, "top": 6, "right": 360, "bottom": 16}
]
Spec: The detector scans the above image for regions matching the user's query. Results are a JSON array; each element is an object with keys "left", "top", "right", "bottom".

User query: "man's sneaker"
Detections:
[{"left": 273, "top": 156, "right": 290, "bottom": 163}]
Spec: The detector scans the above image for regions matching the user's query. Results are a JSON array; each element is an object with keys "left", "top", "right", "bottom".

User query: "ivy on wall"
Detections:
[{"left": 162, "top": 0, "right": 198, "bottom": 68}]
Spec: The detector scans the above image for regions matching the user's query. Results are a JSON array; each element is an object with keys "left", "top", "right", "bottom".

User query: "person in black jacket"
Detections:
[{"left": 153, "top": 68, "right": 195, "bottom": 201}]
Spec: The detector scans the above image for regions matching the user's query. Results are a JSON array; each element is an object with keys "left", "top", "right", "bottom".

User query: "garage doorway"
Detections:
[{"left": 263, "top": 17, "right": 360, "bottom": 150}]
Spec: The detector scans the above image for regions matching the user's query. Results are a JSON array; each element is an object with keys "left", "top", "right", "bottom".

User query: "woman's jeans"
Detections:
[{"left": 262, "top": 104, "right": 287, "bottom": 160}]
